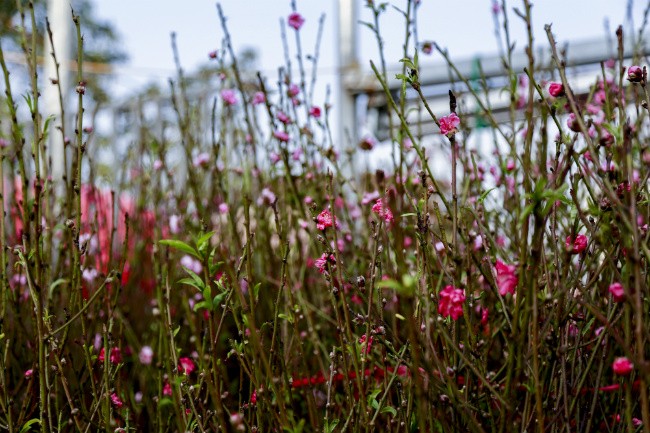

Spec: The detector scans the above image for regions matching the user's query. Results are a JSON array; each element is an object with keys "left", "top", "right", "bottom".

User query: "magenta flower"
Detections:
[
  {"left": 627, "top": 65, "right": 643, "bottom": 83},
  {"left": 495, "top": 260, "right": 518, "bottom": 296},
  {"left": 439, "top": 113, "right": 460, "bottom": 135},
  {"left": 371, "top": 199, "right": 394, "bottom": 225},
  {"left": 208, "top": 50, "right": 218, "bottom": 60},
  {"left": 273, "top": 130, "right": 290, "bottom": 142},
  {"left": 309, "top": 105, "right": 322, "bottom": 118},
  {"left": 99, "top": 347, "right": 122, "bottom": 364},
  {"left": 548, "top": 82, "right": 565, "bottom": 97},
  {"left": 565, "top": 234, "right": 588, "bottom": 254},
  {"left": 252, "top": 91, "right": 266, "bottom": 105},
  {"left": 314, "top": 253, "right": 335, "bottom": 274},
  {"left": 287, "top": 83, "right": 300, "bottom": 98},
  {"left": 163, "top": 381, "right": 173, "bottom": 396},
  {"left": 221, "top": 89, "right": 238, "bottom": 106},
  {"left": 608, "top": 282, "right": 625, "bottom": 302},
  {"left": 438, "top": 285, "right": 466, "bottom": 320},
  {"left": 277, "top": 111, "right": 292, "bottom": 125},
  {"left": 316, "top": 209, "right": 336, "bottom": 231},
  {"left": 178, "top": 357, "right": 196, "bottom": 375},
  {"left": 24, "top": 369, "right": 33, "bottom": 379},
  {"left": 110, "top": 393, "right": 124, "bottom": 409},
  {"left": 288, "top": 12, "right": 305, "bottom": 30},
  {"left": 612, "top": 357, "right": 634, "bottom": 376}
]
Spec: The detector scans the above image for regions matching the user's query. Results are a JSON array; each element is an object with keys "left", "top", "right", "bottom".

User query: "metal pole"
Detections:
[
  {"left": 337, "top": 0, "right": 358, "bottom": 155},
  {"left": 44, "top": 0, "right": 72, "bottom": 194}
]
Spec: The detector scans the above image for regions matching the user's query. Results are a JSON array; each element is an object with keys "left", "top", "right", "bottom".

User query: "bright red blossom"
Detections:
[
  {"left": 438, "top": 285, "right": 466, "bottom": 320},
  {"left": 439, "top": 113, "right": 460, "bottom": 135},
  {"left": 99, "top": 347, "right": 122, "bottom": 364}
]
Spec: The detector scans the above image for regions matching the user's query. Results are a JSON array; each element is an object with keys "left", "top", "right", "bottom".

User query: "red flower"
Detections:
[
  {"left": 439, "top": 113, "right": 460, "bottom": 135},
  {"left": 178, "top": 357, "right": 195, "bottom": 375},
  {"left": 565, "top": 234, "right": 588, "bottom": 254},
  {"left": 608, "top": 282, "right": 625, "bottom": 302},
  {"left": 612, "top": 357, "right": 634, "bottom": 376},
  {"left": 548, "top": 82, "right": 565, "bottom": 97},
  {"left": 309, "top": 105, "right": 322, "bottom": 118},
  {"left": 98, "top": 347, "right": 122, "bottom": 364},
  {"left": 495, "top": 260, "right": 518, "bottom": 296},
  {"left": 288, "top": 12, "right": 305, "bottom": 30},
  {"left": 438, "top": 285, "right": 465, "bottom": 320}
]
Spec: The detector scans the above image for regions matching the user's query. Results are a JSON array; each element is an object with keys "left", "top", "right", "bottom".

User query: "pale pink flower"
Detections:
[
  {"left": 139, "top": 346, "right": 154, "bottom": 365},
  {"left": 273, "top": 130, "right": 290, "bottom": 142},
  {"left": 221, "top": 89, "right": 238, "bottom": 106},
  {"left": 252, "top": 91, "right": 266, "bottom": 105},
  {"left": 287, "top": 83, "right": 300, "bottom": 98}
]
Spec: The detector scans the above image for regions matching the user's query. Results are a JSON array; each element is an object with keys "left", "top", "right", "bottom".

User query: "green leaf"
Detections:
[
  {"left": 173, "top": 326, "right": 181, "bottom": 337},
  {"left": 395, "top": 313, "right": 406, "bottom": 321},
  {"left": 212, "top": 291, "right": 227, "bottom": 307},
  {"left": 478, "top": 188, "right": 495, "bottom": 204},
  {"left": 399, "top": 57, "right": 415, "bottom": 70},
  {"left": 48, "top": 278, "right": 69, "bottom": 297},
  {"left": 325, "top": 419, "right": 339, "bottom": 433},
  {"left": 278, "top": 313, "right": 294, "bottom": 324},
  {"left": 20, "top": 419, "right": 40, "bottom": 433},
  {"left": 196, "top": 231, "right": 215, "bottom": 252},
  {"left": 159, "top": 239, "right": 201, "bottom": 259},
  {"left": 193, "top": 301, "right": 211, "bottom": 312},
  {"left": 381, "top": 405, "right": 397, "bottom": 416},
  {"left": 177, "top": 277, "right": 204, "bottom": 292}
]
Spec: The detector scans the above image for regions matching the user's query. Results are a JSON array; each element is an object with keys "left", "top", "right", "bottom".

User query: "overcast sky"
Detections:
[{"left": 94, "top": 1, "right": 646, "bottom": 98}]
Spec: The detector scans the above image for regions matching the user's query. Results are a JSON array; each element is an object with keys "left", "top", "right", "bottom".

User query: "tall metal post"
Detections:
[
  {"left": 337, "top": 0, "right": 358, "bottom": 155},
  {"left": 44, "top": 0, "right": 72, "bottom": 194}
]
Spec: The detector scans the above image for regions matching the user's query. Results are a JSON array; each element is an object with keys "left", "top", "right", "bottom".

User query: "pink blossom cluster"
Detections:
[{"left": 438, "top": 285, "right": 465, "bottom": 320}]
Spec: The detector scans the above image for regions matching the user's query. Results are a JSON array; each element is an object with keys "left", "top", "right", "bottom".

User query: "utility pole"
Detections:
[
  {"left": 44, "top": 0, "right": 72, "bottom": 196},
  {"left": 337, "top": 0, "right": 358, "bottom": 155}
]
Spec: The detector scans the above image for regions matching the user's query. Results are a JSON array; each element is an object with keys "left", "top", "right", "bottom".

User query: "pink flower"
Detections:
[
  {"left": 221, "top": 89, "right": 238, "bottom": 106},
  {"left": 163, "top": 381, "right": 173, "bottom": 396},
  {"left": 193, "top": 152, "right": 210, "bottom": 167},
  {"left": 139, "top": 346, "right": 154, "bottom": 365},
  {"left": 277, "top": 111, "right": 292, "bottom": 124},
  {"left": 314, "top": 253, "right": 335, "bottom": 274},
  {"left": 287, "top": 83, "right": 300, "bottom": 98},
  {"left": 359, "top": 334, "right": 373, "bottom": 354},
  {"left": 548, "top": 82, "right": 565, "bottom": 97},
  {"left": 178, "top": 357, "right": 195, "bottom": 375},
  {"left": 316, "top": 209, "right": 336, "bottom": 231},
  {"left": 371, "top": 199, "right": 394, "bottom": 225},
  {"left": 439, "top": 113, "right": 460, "bottom": 135},
  {"left": 110, "top": 393, "right": 124, "bottom": 409},
  {"left": 208, "top": 50, "right": 218, "bottom": 60},
  {"left": 257, "top": 187, "right": 276, "bottom": 206},
  {"left": 612, "top": 357, "right": 634, "bottom": 376},
  {"left": 495, "top": 260, "right": 518, "bottom": 296},
  {"left": 358, "top": 136, "right": 375, "bottom": 151},
  {"left": 252, "top": 91, "right": 266, "bottom": 105},
  {"left": 273, "top": 130, "right": 290, "bottom": 142},
  {"left": 288, "top": 12, "right": 305, "bottom": 30},
  {"left": 24, "top": 369, "right": 33, "bottom": 379},
  {"left": 608, "top": 282, "right": 625, "bottom": 302},
  {"left": 627, "top": 65, "right": 643, "bottom": 83},
  {"left": 309, "top": 105, "right": 322, "bottom": 118},
  {"left": 438, "top": 285, "right": 465, "bottom": 320},
  {"left": 566, "top": 234, "right": 588, "bottom": 254},
  {"left": 567, "top": 113, "right": 581, "bottom": 133}
]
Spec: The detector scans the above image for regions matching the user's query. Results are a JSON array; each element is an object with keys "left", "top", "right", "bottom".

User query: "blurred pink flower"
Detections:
[
  {"left": 439, "top": 113, "right": 460, "bottom": 135},
  {"left": 139, "top": 346, "right": 154, "bottom": 365},
  {"left": 495, "top": 260, "right": 518, "bottom": 296},
  {"left": 565, "top": 234, "right": 588, "bottom": 254},
  {"left": 316, "top": 209, "right": 336, "bottom": 231},
  {"left": 612, "top": 357, "right": 633, "bottom": 376},
  {"left": 111, "top": 393, "right": 124, "bottom": 408},
  {"left": 221, "top": 89, "right": 238, "bottom": 106},
  {"left": 288, "top": 12, "right": 305, "bottom": 30},
  {"left": 438, "top": 285, "right": 465, "bottom": 320},
  {"left": 608, "top": 282, "right": 625, "bottom": 302},
  {"left": 309, "top": 105, "right": 322, "bottom": 118},
  {"left": 273, "top": 130, "right": 290, "bottom": 142},
  {"left": 178, "top": 357, "right": 196, "bottom": 375},
  {"left": 252, "top": 91, "right": 266, "bottom": 105},
  {"left": 627, "top": 65, "right": 643, "bottom": 83}
]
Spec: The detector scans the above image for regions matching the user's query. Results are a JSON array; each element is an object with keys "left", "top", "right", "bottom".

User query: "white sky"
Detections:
[{"left": 95, "top": 0, "right": 646, "bottom": 99}]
